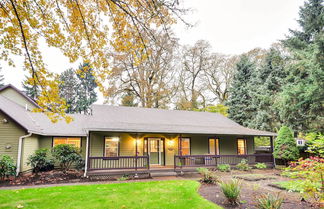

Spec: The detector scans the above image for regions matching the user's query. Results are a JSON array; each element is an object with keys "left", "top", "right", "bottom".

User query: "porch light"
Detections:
[
  {"left": 111, "top": 137, "right": 119, "bottom": 142},
  {"left": 167, "top": 139, "right": 174, "bottom": 146},
  {"left": 135, "top": 139, "right": 141, "bottom": 145}
]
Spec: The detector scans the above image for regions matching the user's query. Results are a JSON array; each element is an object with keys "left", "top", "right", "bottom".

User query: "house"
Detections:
[{"left": 0, "top": 84, "right": 276, "bottom": 177}]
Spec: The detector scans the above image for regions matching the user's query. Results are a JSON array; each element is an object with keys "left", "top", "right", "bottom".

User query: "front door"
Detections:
[{"left": 146, "top": 138, "right": 164, "bottom": 165}]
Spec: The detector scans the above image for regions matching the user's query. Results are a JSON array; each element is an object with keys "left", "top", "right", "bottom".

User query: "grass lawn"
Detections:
[{"left": 0, "top": 180, "right": 222, "bottom": 209}]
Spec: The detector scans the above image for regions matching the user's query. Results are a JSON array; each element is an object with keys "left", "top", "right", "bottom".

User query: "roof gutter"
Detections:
[{"left": 16, "top": 132, "right": 32, "bottom": 176}]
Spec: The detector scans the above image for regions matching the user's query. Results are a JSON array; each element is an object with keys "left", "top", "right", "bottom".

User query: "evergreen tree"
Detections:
[
  {"left": 75, "top": 63, "right": 98, "bottom": 114},
  {"left": 273, "top": 126, "right": 299, "bottom": 165},
  {"left": 226, "top": 55, "right": 255, "bottom": 126},
  {"left": 22, "top": 75, "right": 40, "bottom": 100},
  {"left": 59, "top": 69, "right": 78, "bottom": 113},
  {"left": 121, "top": 91, "right": 137, "bottom": 107},
  {"left": 248, "top": 48, "right": 287, "bottom": 131},
  {"left": 283, "top": 0, "right": 324, "bottom": 49}
]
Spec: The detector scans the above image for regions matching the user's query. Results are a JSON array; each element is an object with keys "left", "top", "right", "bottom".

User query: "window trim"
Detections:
[
  {"left": 179, "top": 137, "right": 191, "bottom": 155},
  {"left": 237, "top": 138, "right": 247, "bottom": 155},
  {"left": 208, "top": 138, "right": 219, "bottom": 155},
  {"left": 52, "top": 136, "right": 82, "bottom": 148},
  {"left": 103, "top": 136, "right": 120, "bottom": 157}
]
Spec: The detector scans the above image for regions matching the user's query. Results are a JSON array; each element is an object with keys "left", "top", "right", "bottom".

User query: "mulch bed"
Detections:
[
  {"left": 199, "top": 183, "right": 316, "bottom": 209},
  {"left": 0, "top": 170, "right": 150, "bottom": 187}
]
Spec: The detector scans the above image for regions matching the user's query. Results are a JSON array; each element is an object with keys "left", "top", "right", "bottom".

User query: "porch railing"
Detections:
[
  {"left": 88, "top": 156, "right": 150, "bottom": 171},
  {"left": 174, "top": 154, "right": 273, "bottom": 170}
]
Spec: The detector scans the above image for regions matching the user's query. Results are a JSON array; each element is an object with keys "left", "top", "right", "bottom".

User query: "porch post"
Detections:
[
  {"left": 135, "top": 133, "right": 138, "bottom": 177},
  {"left": 83, "top": 131, "right": 90, "bottom": 177},
  {"left": 270, "top": 136, "right": 276, "bottom": 167}
]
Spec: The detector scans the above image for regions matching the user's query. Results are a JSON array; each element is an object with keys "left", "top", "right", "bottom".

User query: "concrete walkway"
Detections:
[{"left": 0, "top": 175, "right": 199, "bottom": 190}]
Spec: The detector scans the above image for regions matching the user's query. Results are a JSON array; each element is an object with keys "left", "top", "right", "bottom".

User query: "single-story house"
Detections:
[{"left": 0, "top": 84, "right": 276, "bottom": 177}]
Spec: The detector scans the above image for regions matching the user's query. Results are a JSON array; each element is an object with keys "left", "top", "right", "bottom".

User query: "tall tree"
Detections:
[
  {"left": 22, "top": 75, "right": 40, "bottom": 100},
  {"left": 0, "top": 67, "right": 4, "bottom": 88},
  {"left": 203, "top": 54, "right": 238, "bottom": 104},
  {"left": 59, "top": 69, "right": 78, "bottom": 114},
  {"left": 248, "top": 47, "right": 287, "bottom": 132},
  {"left": 75, "top": 63, "right": 98, "bottom": 114},
  {"left": 0, "top": 0, "right": 186, "bottom": 121},
  {"left": 278, "top": 0, "right": 324, "bottom": 133},
  {"left": 226, "top": 55, "right": 255, "bottom": 127},
  {"left": 107, "top": 31, "right": 179, "bottom": 109},
  {"left": 176, "top": 40, "right": 211, "bottom": 110}
]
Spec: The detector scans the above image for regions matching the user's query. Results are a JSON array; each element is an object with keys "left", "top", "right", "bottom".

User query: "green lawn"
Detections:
[{"left": 0, "top": 180, "right": 222, "bottom": 209}]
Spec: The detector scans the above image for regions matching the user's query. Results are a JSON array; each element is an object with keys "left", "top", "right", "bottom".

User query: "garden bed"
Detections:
[
  {"left": 234, "top": 174, "right": 276, "bottom": 181},
  {"left": 0, "top": 170, "right": 150, "bottom": 187},
  {"left": 199, "top": 183, "right": 315, "bottom": 209}
]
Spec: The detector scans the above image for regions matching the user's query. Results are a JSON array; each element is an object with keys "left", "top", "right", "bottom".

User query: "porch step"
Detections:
[{"left": 150, "top": 171, "right": 177, "bottom": 177}]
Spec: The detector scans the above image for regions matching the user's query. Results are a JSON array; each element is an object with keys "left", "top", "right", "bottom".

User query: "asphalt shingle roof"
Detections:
[{"left": 0, "top": 95, "right": 275, "bottom": 136}]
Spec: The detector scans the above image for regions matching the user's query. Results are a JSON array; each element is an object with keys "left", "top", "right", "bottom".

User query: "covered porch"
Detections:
[{"left": 84, "top": 131, "right": 274, "bottom": 176}]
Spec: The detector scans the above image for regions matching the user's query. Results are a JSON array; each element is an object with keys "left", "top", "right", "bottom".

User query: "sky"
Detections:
[{"left": 2, "top": 0, "right": 305, "bottom": 101}]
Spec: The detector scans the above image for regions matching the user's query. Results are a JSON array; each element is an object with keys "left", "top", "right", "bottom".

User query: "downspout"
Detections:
[{"left": 16, "top": 132, "right": 32, "bottom": 176}]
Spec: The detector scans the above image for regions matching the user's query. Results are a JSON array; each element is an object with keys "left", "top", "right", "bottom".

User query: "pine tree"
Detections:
[
  {"left": 273, "top": 126, "right": 299, "bottom": 165},
  {"left": 283, "top": 0, "right": 324, "bottom": 49},
  {"left": 226, "top": 55, "right": 255, "bottom": 126},
  {"left": 22, "top": 75, "right": 40, "bottom": 100},
  {"left": 248, "top": 48, "right": 287, "bottom": 131},
  {"left": 75, "top": 63, "right": 98, "bottom": 114},
  {"left": 59, "top": 69, "right": 78, "bottom": 113}
]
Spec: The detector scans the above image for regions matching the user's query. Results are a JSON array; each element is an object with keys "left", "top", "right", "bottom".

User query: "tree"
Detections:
[
  {"left": 59, "top": 69, "right": 78, "bottom": 113},
  {"left": 194, "top": 104, "right": 229, "bottom": 117},
  {"left": 75, "top": 63, "right": 98, "bottom": 114},
  {"left": 0, "top": 0, "right": 186, "bottom": 122},
  {"left": 107, "top": 31, "right": 179, "bottom": 109},
  {"left": 0, "top": 67, "right": 4, "bottom": 88},
  {"left": 273, "top": 126, "right": 299, "bottom": 165},
  {"left": 176, "top": 40, "right": 211, "bottom": 110},
  {"left": 22, "top": 75, "right": 40, "bottom": 100},
  {"left": 248, "top": 47, "right": 287, "bottom": 132},
  {"left": 203, "top": 54, "right": 238, "bottom": 104},
  {"left": 226, "top": 55, "right": 255, "bottom": 127}
]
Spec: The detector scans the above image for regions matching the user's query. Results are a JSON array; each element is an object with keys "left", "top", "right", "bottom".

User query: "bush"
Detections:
[
  {"left": 197, "top": 168, "right": 218, "bottom": 184},
  {"left": 255, "top": 163, "right": 267, "bottom": 169},
  {"left": 257, "top": 193, "right": 283, "bottom": 209},
  {"left": 273, "top": 126, "right": 299, "bottom": 165},
  {"left": 219, "top": 179, "right": 242, "bottom": 205},
  {"left": 236, "top": 159, "right": 251, "bottom": 171},
  {"left": 27, "top": 148, "right": 54, "bottom": 174},
  {"left": 0, "top": 155, "right": 16, "bottom": 180},
  {"left": 217, "top": 164, "right": 231, "bottom": 172},
  {"left": 52, "top": 144, "right": 82, "bottom": 173}
]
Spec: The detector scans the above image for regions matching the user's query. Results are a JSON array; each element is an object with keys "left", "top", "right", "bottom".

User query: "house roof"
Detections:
[
  {"left": 0, "top": 88, "right": 276, "bottom": 137},
  {"left": 0, "top": 84, "right": 40, "bottom": 108}
]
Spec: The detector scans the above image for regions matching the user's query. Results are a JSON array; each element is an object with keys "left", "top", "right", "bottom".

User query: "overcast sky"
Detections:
[{"left": 2, "top": 0, "right": 304, "bottom": 96}]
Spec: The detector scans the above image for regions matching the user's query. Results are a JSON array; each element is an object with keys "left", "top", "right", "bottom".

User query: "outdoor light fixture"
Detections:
[
  {"left": 168, "top": 139, "right": 174, "bottom": 146},
  {"left": 167, "top": 139, "right": 175, "bottom": 151},
  {"left": 134, "top": 139, "right": 141, "bottom": 145}
]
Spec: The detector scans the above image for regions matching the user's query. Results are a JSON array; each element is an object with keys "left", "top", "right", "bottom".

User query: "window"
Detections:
[
  {"left": 180, "top": 137, "right": 190, "bottom": 155},
  {"left": 209, "top": 138, "right": 219, "bottom": 155},
  {"left": 237, "top": 139, "right": 247, "bottom": 155},
  {"left": 53, "top": 137, "right": 81, "bottom": 148},
  {"left": 105, "top": 137, "right": 119, "bottom": 157}
]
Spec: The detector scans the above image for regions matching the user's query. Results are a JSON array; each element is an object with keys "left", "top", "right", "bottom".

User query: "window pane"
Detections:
[
  {"left": 181, "top": 138, "right": 190, "bottom": 155},
  {"left": 53, "top": 137, "right": 81, "bottom": 148},
  {"left": 105, "top": 137, "right": 119, "bottom": 157},
  {"left": 237, "top": 139, "right": 246, "bottom": 155}
]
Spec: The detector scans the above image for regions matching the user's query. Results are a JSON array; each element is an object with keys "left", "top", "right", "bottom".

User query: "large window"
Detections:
[
  {"left": 237, "top": 139, "right": 247, "bottom": 155},
  {"left": 209, "top": 138, "right": 219, "bottom": 155},
  {"left": 53, "top": 137, "right": 81, "bottom": 148},
  {"left": 180, "top": 137, "right": 190, "bottom": 155},
  {"left": 105, "top": 137, "right": 119, "bottom": 157}
]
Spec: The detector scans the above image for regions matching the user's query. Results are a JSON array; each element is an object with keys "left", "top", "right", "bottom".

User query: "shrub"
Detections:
[
  {"left": 27, "top": 148, "right": 54, "bottom": 174},
  {"left": 0, "top": 155, "right": 16, "bottom": 180},
  {"left": 52, "top": 144, "right": 82, "bottom": 173},
  {"left": 236, "top": 159, "right": 251, "bottom": 171},
  {"left": 273, "top": 126, "right": 299, "bottom": 165},
  {"left": 255, "top": 163, "right": 267, "bottom": 169},
  {"left": 197, "top": 168, "right": 218, "bottom": 184},
  {"left": 217, "top": 164, "right": 231, "bottom": 172},
  {"left": 219, "top": 179, "right": 242, "bottom": 205},
  {"left": 257, "top": 193, "right": 284, "bottom": 209}
]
